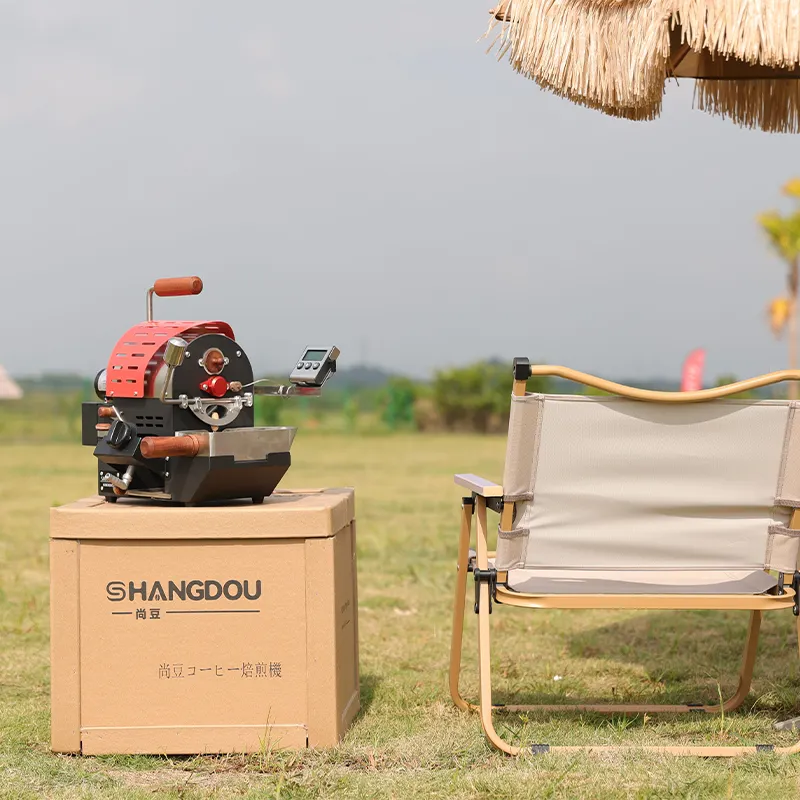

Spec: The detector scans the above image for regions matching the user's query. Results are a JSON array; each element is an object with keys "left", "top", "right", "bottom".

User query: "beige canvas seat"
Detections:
[
  {"left": 506, "top": 568, "right": 778, "bottom": 595},
  {"left": 450, "top": 360, "right": 800, "bottom": 756}
]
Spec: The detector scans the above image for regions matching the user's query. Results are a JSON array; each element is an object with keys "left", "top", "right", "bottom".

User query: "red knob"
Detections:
[{"left": 200, "top": 375, "right": 228, "bottom": 398}]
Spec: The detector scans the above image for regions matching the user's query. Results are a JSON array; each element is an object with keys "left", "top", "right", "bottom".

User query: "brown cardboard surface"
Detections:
[
  {"left": 349, "top": 522, "right": 361, "bottom": 731},
  {"left": 79, "top": 540, "right": 308, "bottom": 730},
  {"left": 50, "top": 539, "right": 81, "bottom": 753},
  {"left": 50, "top": 488, "right": 355, "bottom": 540},
  {"left": 81, "top": 724, "right": 308, "bottom": 756},
  {"left": 304, "top": 521, "right": 360, "bottom": 747},
  {"left": 334, "top": 523, "right": 360, "bottom": 739},
  {"left": 50, "top": 489, "right": 358, "bottom": 754}
]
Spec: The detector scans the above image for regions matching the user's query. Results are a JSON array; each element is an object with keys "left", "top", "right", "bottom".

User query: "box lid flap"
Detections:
[{"left": 50, "top": 488, "right": 354, "bottom": 540}]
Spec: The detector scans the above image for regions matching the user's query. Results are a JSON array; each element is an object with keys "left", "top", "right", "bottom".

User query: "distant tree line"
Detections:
[
  {"left": 375, "top": 361, "right": 550, "bottom": 434},
  {"left": 13, "top": 363, "right": 785, "bottom": 442}
]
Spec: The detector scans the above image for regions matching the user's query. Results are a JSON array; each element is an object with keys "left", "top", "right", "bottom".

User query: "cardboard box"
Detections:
[{"left": 50, "top": 489, "right": 359, "bottom": 755}]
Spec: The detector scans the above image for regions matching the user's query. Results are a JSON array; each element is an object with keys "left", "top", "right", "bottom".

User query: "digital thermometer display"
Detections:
[{"left": 289, "top": 346, "right": 340, "bottom": 387}]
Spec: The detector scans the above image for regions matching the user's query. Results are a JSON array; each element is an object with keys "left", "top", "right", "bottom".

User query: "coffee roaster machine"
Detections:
[{"left": 82, "top": 276, "right": 339, "bottom": 505}]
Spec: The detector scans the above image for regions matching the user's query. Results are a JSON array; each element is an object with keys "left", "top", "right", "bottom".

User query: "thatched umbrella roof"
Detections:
[{"left": 487, "top": 1, "right": 800, "bottom": 132}]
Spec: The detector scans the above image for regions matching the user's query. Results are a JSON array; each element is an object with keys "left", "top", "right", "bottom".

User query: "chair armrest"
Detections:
[
  {"left": 526, "top": 363, "right": 800, "bottom": 404},
  {"left": 454, "top": 473, "right": 503, "bottom": 498}
]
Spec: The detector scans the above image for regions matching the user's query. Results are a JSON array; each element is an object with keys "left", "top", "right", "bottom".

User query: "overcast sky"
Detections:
[{"left": 1, "top": 1, "right": 799, "bottom": 382}]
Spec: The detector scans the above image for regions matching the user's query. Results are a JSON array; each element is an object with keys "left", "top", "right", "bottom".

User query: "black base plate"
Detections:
[{"left": 96, "top": 452, "right": 291, "bottom": 506}]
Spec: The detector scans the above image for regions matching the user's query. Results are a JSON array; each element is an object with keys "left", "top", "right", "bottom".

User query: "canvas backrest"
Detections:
[{"left": 495, "top": 394, "right": 800, "bottom": 574}]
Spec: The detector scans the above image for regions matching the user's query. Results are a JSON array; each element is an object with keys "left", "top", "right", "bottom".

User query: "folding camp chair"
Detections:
[{"left": 450, "top": 359, "right": 800, "bottom": 756}]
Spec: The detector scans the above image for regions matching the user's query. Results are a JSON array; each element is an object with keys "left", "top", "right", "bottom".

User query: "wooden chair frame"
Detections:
[{"left": 449, "top": 363, "right": 800, "bottom": 756}]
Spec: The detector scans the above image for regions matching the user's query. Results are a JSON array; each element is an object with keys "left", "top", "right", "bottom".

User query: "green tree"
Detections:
[
  {"left": 760, "top": 179, "right": 800, "bottom": 399},
  {"left": 432, "top": 360, "right": 549, "bottom": 433},
  {"left": 381, "top": 377, "right": 417, "bottom": 430}
]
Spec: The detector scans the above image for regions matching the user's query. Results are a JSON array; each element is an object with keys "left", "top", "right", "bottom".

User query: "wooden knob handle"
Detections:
[
  {"left": 152, "top": 277, "right": 203, "bottom": 297},
  {"left": 140, "top": 434, "right": 206, "bottom": 459}
]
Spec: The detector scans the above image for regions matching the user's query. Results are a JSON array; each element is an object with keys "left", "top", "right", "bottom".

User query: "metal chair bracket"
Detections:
[
  {"left": 474, "top": 567, "right": 498, "bottom": 615},
  {"left": 486, "top": 496, "right": 504, "bottom": 514}
]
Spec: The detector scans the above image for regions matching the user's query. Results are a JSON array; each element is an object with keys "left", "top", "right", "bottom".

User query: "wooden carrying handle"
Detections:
[
  {"left": 140, "top": 434, "right": 207, "bottom": 459},
  {"left": 526, "top": 365, "right": 800, "bottom": 404},
  {"left": 152, "top": 276, "right": 203, "bottom": 297}
]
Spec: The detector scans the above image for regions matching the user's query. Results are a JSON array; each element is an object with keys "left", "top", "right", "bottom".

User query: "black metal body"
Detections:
[
  {"left": 167, "top": 452, "right": 291, "bottom": 505},
  {"left": 82, "top": 334, "right": 287, "bottom": 505}
]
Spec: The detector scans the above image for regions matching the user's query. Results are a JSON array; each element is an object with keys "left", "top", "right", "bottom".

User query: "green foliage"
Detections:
[
  {"left": 342, "top": 394, "right": 360, "bottom": 433},
  {"left": 784, "top": 178, "right": 800, "bottom": 198},
  {"left": 0, "top": 393, "right": 86, "bottom": 443},
  {"left": 714, "top": 374, "right": 756, "bottom": 400},
  {"left": 254, "top": 396, "right": 282, "bottom": 427},
  {"left": 380, "top": 378, "right": 417, "bottom": 430},
  {"left": 759, "top": 211, "right": 800, "bottom": 264},
  {"left": 55, "top": 392, "right": 84, "bottom": 440},
  {"left": 17, "top": 372, "right": 89, "bottom": 394},
  {"left": 432, "top": 362, "right": 501, "bottom": 433},
  {"left": 432, "top": 361, "right": 549, "bottom": 433},
  {"left": 759, "top": 181, "right": 800, "bottom": 266},
  {"left": 582, "top": 385, "right": 612, "bottom": 397}
]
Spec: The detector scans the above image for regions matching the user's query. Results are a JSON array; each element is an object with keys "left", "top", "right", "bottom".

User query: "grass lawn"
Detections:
[{"left": 2, "top": 434, "right": 800, "bottom": 798}]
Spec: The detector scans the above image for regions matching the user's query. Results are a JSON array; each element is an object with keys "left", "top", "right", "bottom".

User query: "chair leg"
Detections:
[
  {"left": 775, "top": 613, "right": 800, "bottom": 733},
  {"left": 498, "top": 609, "right": 762, "bottom": 716},
  {"left": 473, "top": 494, "right": 518, "bottom": 753},
  {"left": 477, "top": 600, "right": 800, "bottom": 756},
  {"left": 449, "top": 499, "right": 474, "bottom": 712},
  {"left": 473, "top": 501, "right": 800, "bottom": 757},
  {"left": 720, "top": 609, "right": 761, "bottom": 713},
  {"left": 449, "top": 510, "right": 760, "bottom": 718},
  {"left": 476, "top": 554, "right": 517, "bottom": 754}
]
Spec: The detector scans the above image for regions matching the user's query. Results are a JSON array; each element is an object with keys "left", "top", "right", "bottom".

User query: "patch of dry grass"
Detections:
[{"left": 2, "top": 436, "right": 800, "bottom": 798}]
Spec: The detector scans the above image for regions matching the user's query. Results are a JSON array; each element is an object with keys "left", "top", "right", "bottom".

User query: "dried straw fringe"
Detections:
[
  {"left": 487, "top": 0, "right": 670, "bottom": 110},
  {"left": 536, "top": 75, "right": 664, "bottom": 119},
  {"left": 674, "top": 0, "right": 800, "bottom": 70},
  {"left": 695, "top": 79, "right": 800, "bottom": 132},
  {"left": 492, "top": 0, "right": 800, "bottom": 69},
  {"left": 488, "top": 0, "right": 800, "bottom": 131}
]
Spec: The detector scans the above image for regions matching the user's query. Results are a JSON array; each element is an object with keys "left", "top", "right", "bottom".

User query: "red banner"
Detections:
[{"left": 681, "top": 349, "right": 706, "bottom": 392}]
